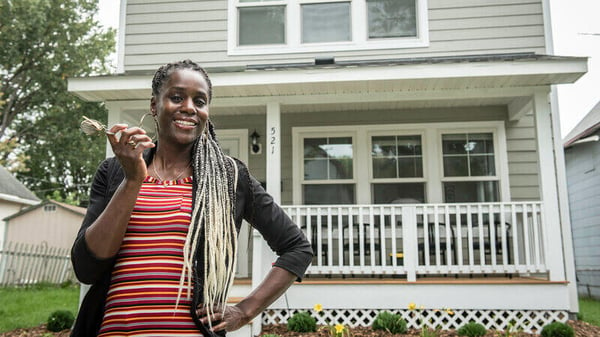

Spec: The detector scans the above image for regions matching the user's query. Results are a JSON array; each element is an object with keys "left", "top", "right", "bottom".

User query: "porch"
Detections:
[{"left": 283, "top": 201, "right": 547, "bottom": 281}]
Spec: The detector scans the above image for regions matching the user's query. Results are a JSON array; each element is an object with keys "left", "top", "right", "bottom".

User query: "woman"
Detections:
[{"left": 71, "top": 60, "right": 313, "bottom": 337}]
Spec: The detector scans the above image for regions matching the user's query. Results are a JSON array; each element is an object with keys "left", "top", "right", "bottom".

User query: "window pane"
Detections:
[
  {"left": 468, "top": 133, "right": 494, "bottom": 154},
  {"left": 443, "top": 156, "right": 468, "bottom": 176},
  {"left": 443, "top": 181, "right": 499, "bottom": 203},
  {"left": 304, "top": 159, "right": 328, "bottom": 180},
  {"left": 397, "top": 157, "right": 422, "bottom": 177},
  {"left": 372, "top": 136, "right": 397, "bottom": 157},
  {"left": 442, "top": 134, "right": 468, "bottom": 155},
  {"left": 329, "top": 158, "right": 353, "bottom": 179},
  {"left": 373, "top": 157, "right": 396, "bottom": 178},
  {"left": 396, "top": 135, "right": 421, "bottom": 156},
  {"left": 323, "top": 137, "right": 353, "bottom": 159},
  {"left": 304, "top": 184, "right": 355, "bottom": 204},
  {"left": 239, "top": 6, "right": 285, "bottom": 45},
  {"left": 373, "top": 183, "right": 425, "bottom": 204},
  {"left": 304, "top": 138, "right": 327, "bottom": 158},
  {"left": 470, "top": 155, "right": 495, "bottom": 176},
  {"left": 302, "top": 2, "right": 351, "bottom": 43},
  {"left": 367, "top": 0, "right": 417, "bottom": 38}
]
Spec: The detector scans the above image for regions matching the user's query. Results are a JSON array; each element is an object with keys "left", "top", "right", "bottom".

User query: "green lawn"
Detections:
[
  {"left": 0, "top": 283, "right": 79, "bottom": 333},
  {"left": 579, "top": 297, "right": 600, "bottom": 327}
]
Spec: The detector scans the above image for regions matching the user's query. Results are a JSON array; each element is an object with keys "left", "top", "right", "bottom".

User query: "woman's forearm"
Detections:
[{"left": 84, "top": 178, "right": 143, "bottom": 258}]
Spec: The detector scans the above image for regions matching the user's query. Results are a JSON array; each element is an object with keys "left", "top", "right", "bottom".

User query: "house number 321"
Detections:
[{"left": 270, "top": 127, "right": 276, "bottom": 154}]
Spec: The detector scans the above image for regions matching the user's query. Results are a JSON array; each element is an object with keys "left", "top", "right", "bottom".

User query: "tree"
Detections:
[{"left": 0, "top": 0, "right": 115, "bottom": 205}]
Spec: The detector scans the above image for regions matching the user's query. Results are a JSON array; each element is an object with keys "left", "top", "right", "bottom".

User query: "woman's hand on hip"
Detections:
[
  {"left": 106, "top": 124, "right": 155, "bottom": 182},
  {"left": 197, "top": 304, "right": 250, "bottom": 332}
]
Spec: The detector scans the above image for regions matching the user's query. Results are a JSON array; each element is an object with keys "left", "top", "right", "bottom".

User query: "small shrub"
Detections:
[
  {"left": 540, "top": 322, "right": 574, "bottom": 337},
  {"left": 47, "top": 310, "right": 74, "bottom": 332},
  {"left": 262, "top": 334, "right": 281, "bottom": 337},
  {"left": 372, "top": 311, "right": 407, "bottom": 334},
  {"left": 457, "top": 322, "right": 487, "bottom": 337},
  {"left": 287, "top": 311, "right": 317, "bottom": 333}
]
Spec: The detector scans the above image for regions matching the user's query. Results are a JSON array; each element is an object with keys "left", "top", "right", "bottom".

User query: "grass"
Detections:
[
  {"left": 0, "top": 283, "right": 79, "bottom": 333},
  {"left": 579, "top": 297, "right": 600, "bottom": 327}
]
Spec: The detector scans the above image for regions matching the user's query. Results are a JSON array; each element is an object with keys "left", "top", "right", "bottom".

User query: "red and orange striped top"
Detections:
[{"left": 98, "top": 176, "right": 203, "bottom": 336}]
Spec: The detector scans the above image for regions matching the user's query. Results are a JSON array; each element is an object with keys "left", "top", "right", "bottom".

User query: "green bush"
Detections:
[
  {"left": 262, "top": 334, "right": 281, "bottom": 337},
  {"left": 46, "top": 310, "right": 74, "bottom": 332},
  {"left": 371, "top": 311, "right": 407, "bottom": 334},
  {"left": 540, "top": 322, "right": 574, "bottom": 337},
  {"left": 287, "top": 311, "right": 316, "bottom": 333},
  {"left": 457, "top": 322, "right": 487, "bottom": 337}
]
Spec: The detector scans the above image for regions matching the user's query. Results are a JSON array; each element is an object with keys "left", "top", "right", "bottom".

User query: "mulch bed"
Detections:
[{"left": 1, "top": 321, "right": 599, "bottom": 337}]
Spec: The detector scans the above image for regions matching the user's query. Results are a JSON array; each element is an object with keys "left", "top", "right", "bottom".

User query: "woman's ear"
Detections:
[{"left": 150, "top": 97, "right": 157, "bottom": 116}]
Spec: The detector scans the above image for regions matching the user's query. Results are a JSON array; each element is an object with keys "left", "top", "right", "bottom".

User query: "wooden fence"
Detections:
[{"left": 0, "top": 242, "right": 75, "bottom": 286}]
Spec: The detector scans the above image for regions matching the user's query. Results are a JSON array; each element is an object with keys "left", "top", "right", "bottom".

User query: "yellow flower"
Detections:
[
  {"left": 314, "top": 303, "right": 323, "bottom": 312},
  {"left": 408, "top": 302, "right": 416, "bottom": 310},
  {"left": 446, "top": 309, "right": 455, "bottom": 316},
  {"left": 335, "top": 324, "right": 345, "bottom": 334}
]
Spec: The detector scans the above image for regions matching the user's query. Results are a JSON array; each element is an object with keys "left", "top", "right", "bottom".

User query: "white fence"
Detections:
[
  {"left": 0, "top": 242, "right": 75, "bottom": 286},
  {"left": 283, "top": 202, "right": 547, "bottom": 280}
]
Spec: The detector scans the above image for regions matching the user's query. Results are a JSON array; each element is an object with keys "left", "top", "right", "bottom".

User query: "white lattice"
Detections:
[{"left": 262, "top": 309, "right": 569, "bottom": 333}]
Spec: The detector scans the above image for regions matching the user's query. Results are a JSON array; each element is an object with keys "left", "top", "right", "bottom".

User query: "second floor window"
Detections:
[{"left": 231, "top": 0, "right": 428, "bottom": 54}]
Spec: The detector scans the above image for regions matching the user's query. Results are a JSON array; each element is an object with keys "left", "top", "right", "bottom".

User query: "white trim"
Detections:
[
  {"left": 0, "top": 194, "right": 39, "bottom": 207},
  {"left": 227, "top": 0, "right": 429, "bottom": 56},
  {"left": 292, "top": 121, "right": 508, "bottom": 205},
  {"left": 116, "top": 0, "right": 127, "bottom": 74}
]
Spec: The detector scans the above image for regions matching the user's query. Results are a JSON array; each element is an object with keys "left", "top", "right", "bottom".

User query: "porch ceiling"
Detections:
[{"left": 69, "top": 53, "right": 587, "bottom": 114}]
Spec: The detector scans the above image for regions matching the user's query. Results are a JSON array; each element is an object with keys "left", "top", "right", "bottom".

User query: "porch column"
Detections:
[
  {"left": 251, "top": 102, "right": 281, "bottom": 336},
  {"left": 533, "top": 89, "right": 566, "bottom": 282}
]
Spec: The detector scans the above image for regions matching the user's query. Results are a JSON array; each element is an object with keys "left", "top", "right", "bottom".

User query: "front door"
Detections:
[{"left": 218, "top": 130, "right": 250, "bottom": 278}]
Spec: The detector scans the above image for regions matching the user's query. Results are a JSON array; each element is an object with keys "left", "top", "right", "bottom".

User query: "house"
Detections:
[
  {"left": 67, "top": 0, "right": 588, "bottom": 334},
  {"left": 0, "top": 200, "right": 85, "bottom": 285},
  {"left": 0, "top": 166, "right": 40, "bottom": 245},
  {"left": 2, "top": 199, "right": 86, "bottom": 250},
  {"left": 563, "top": 101, "right": 600, "bottom": 300}
]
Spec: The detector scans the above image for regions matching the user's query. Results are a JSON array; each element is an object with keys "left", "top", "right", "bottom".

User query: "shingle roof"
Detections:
[
  {"left": 563, "top": 101, "right": 600, "bottom": 147},
  {"left": 0, "top": 166, "right": 40, "bottom": 202}
]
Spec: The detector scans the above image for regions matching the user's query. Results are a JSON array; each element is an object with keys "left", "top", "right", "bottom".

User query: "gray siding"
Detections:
[
  {"left": 505, "top": 112, "right": 540, "bottom": 200},
  {"left": 123, "top": 0, "right": 546, "bottom": 71},
  {"left": 565, "top": 139, "right": 600, "bottom": 299},
  {"left": 212, "top": 106, "right": 540, "bottom": 204}
]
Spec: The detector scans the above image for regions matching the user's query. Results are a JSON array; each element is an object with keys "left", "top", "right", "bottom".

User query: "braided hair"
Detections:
[{"left": 152, "top": 60, "right": 236, "bottom": 324}]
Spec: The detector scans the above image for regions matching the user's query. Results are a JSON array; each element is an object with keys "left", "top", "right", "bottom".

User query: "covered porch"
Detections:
[{"left": 69, "top": 53, "right": 587, "bottom": 335}]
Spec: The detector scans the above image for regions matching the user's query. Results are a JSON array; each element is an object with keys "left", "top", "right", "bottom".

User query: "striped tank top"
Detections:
[{"left": 98, "top": 176, "right": 203, "bottom": 336}]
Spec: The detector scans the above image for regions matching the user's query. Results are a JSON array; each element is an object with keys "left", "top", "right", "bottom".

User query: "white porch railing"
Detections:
[{"left": 282, "top": 202, "right": 547, "bottom": 281}]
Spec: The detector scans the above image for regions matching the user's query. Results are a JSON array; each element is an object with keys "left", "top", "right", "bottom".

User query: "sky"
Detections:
[{"left": 96, "top": 0, "right": 600, "bottom": 138}]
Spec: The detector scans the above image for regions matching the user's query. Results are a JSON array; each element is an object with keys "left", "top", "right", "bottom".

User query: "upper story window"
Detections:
[{"left": 228, "top": 0, "right": 429, "bottom": 55}]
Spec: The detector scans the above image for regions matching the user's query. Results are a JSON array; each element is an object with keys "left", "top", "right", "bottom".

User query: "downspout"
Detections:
[{"left": 542, "top": 0, "right": 580, "bottom": 317}]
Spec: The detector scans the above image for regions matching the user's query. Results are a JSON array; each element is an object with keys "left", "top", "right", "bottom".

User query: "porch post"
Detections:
[
  {"left": 251, "top": 102, "right": 281, "bottom": 336},
  {"left": 533, "top": 89, "right": 566, "bottom": 282}
]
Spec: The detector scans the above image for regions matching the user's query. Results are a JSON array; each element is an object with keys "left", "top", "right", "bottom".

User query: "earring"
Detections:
[{"left": 138, "top": 112, "right": 159, "bottom": 140}]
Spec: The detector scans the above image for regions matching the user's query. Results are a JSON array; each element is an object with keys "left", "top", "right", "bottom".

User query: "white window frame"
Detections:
[
  {"left": 437, "top": 124, "right": 510, "bottom": 203},
  {"left": 296, "top": 130, "right": 357, "bottom": 204},
  {"left": 369, "top": 130, "right": 427, "bottom": 203},
  {"left": 292, "top": 121, "right": 510, "bottom": 205},
  {"left": 227, "top": 0, "right": 429, "bottom": 56}
]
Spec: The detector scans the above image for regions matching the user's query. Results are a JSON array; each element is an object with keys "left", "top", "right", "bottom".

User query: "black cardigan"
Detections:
[{"left": 70, "top": 147, "right": 313, "bottom": 337}]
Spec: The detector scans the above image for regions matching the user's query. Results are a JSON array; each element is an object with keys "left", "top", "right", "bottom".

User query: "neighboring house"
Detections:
[
  {"left": 2, "top": 199, "right": 85, "bottom": 250},
  {"left": 563, "top": 101, "right": 600, "bottom": 300},
  {"left": 68, "top": 0, "right": 588, "bottom": 334},
  {"left": 0, "top": 166, "right": 40, "bottom": 245}
]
